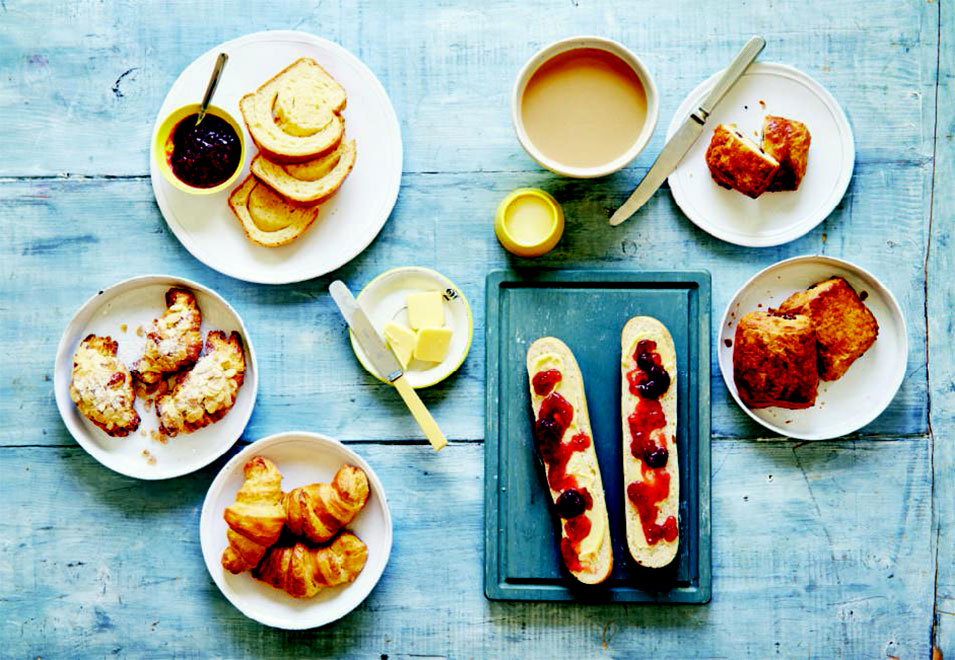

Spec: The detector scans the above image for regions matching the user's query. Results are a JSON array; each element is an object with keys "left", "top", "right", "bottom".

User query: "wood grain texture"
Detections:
[{"left": 0, "top": 0, "right": 947, "bottom": 657}]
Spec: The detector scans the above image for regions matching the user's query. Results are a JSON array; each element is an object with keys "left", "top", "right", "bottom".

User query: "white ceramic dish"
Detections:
[
  {"left": 150, "top": 30, "right": 403, "bottom": 284},
  {"left": 53, "top": 275, "right": 258, "bottom": 479},
  {"left": 349, "top": 267, "right": 473, "bottom": 388},
  {"left": 668, "top": 62, "right": 854, "bottom": 247},
  {"left": 719, "top": 256, "right": 906, "bottom": 440},
  {"left": 511, "top": 36, "right": 659, "bottom": 178},
  {"left": 199, "top": 432, "right": 392, "bottom": 629}
]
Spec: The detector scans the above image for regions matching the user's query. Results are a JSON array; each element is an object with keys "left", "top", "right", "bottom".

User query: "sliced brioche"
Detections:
[
  {"left": 621, "top": 317, "right": 679, "bottom": 568},
  {"left": 239, "top": 58, "right": 347, "bottom": 164},
  {"left": 526, "top": 337, "right": 612, "bottom": 585},
  {"left": 227, "top": 175, "right": 321, "bottom": 248},
  {"left": 251, "top": 139, "right": 356, "bottom": 204}
]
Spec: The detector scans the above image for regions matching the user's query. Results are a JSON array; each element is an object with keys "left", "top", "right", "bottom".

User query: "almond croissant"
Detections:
[
  {"left": 253, "top": 532, "right": 368, "bottom": 598},
  {"left": 221, "top": 456, "right": 286, "bottom": 574},
  {"left": 284, "top": 464, "right": 370, "bottom": 544}
]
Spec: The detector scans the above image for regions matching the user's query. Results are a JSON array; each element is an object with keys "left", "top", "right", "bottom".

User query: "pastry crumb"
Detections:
[
  {"left": 120, "top": 324, "right": 127, "bottom": 333},
  {"left": 141, "top": 449, "right": 157, "bottom": 465},
  {"left": 150, "top": 429, "right": 168, "bottom": 445},
  {"left": 135, "top": 325, "right": 144, "bottom": 337}
]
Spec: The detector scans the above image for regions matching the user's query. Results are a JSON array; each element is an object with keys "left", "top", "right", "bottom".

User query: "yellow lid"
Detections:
[{"left": 494, "top": 188, "right": 564, "bottom": 257}]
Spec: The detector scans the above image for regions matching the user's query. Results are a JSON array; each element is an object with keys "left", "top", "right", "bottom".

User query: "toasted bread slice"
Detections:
[
  {"left": 251, "top": 139, "right": 356, "bottom": 204},
  {"left": 228, "top": 175, "right": 322, "bottom": 248},
  {"left": 621, "top": 317, "right": 679, "bottom": 568},
  {"left": 705, "top": 123, "right": 779, "bottom": 198},
  {"left": 239, "top": 58, "right": 347, "bottom": 164},
  {"left": 526, "top": 337, "right": 612, "bottom": 585}
]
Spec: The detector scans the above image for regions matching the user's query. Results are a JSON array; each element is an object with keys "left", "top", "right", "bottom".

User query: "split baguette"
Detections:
[
  {"left": 620, "top": 317, "right": 679, "bottom": 568},
  {"left": 526, "top": 337, "right": 612, "bottom": 585}
]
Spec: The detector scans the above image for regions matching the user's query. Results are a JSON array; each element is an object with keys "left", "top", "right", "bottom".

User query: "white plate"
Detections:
[
  {"left": 199, "top": 432, "right": 392, "bottom": 629},
  {"left": 719, "top": 256, "right": 907, "bottom": 440},
  {"left": 150, "top": 30, "right": 403, "bottom": 284},
  {"left": 53, "top": 275, "right": 258, "bottom": 479},
  {"left": 667, "top": 62, "right": 854, "bottom": 247},
  {"left": 348, "top": 267, "right": 474, "bottom": 388}
]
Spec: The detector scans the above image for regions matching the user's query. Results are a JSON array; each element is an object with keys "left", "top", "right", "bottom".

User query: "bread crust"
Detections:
[
  {"left": 733, "top": 311, "right": 818, "bottom": 409},
  {"left": 620, "top": 317, "right": 679, "bottom": 568},
  {"left": 526, "top": 337, "right": 612, "bottom": 585},
  {"left": 705, "top": 124, "right": 779, "bottom": 198},
  {"left": 761, "top": 115, "right": 811, "bottom": 192},
  {"left": 227, "top": 175, "right": 323, "bottom": 248}
]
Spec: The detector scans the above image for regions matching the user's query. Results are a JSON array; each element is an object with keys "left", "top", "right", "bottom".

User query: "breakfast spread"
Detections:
[
  {"left": 733, "top": 277, "right": 878, "bottom": 410},
  {"left": 167, "top": 112, "right": 242, "bottom": 189},
  {"left": 131, "top": 288, "right": 203, "bottom": 387},
  {"left": 69, "top": 335, "right": 141, "bottom": 437},
  {"left": 228, "top": 57, "right": 356, "bottom": 248},
  {"left": 705, "top": 114, "right": 811, "bottom": 198},
  {"left": 620, "top": 317, "right": 679, "bottom": 567},
  {"left": 526, "top": 337, "right": 612, "bottom": 585},
  {"left": 222, "top": 456, "right": 370, "bottom": 599}
]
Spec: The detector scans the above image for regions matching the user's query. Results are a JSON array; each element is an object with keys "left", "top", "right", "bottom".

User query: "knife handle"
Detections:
[
  {"left": 393, "top": 375, "right": 448, "bottom": 451},
  {"left": 699, "top": 36, "right": 766, "bottom": 118}
]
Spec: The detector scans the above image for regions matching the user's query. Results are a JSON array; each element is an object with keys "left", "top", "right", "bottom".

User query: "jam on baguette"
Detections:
[
  {"left": 621, "top": 317, "right": 679, "bottom": 567},
  {"left": 526, "top": 337, "right": 612, "bottom": 585}
]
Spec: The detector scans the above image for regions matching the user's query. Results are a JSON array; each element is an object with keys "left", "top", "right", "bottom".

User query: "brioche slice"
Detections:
[
  {"left": 228, "top": 175, "right": 322, "bottom": 248},
  {"left": 526, "top": 337, "right": 612, "bottom": 585},
  {"left": 239, "top": 58, "right": 347, "bottom": 164},
  {"left": 621, "top": 317, "right": 679, "bottom": 568},
  {"left": 251, "top": 139, "right": 356, "bottom": 204}
]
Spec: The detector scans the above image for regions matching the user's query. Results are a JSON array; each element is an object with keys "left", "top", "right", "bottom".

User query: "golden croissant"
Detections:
[
  {"left": 221, "top": 456, "right": 286, "bottom": 574},
  {"left": 284, "top": 464, "right": 370, "bottom": 544},
  {"left": 253, "top": 532, "right": 368, "bottom": 598}
]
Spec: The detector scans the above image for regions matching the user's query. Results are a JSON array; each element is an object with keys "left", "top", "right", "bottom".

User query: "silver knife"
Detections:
[
  {"left": 609, "top": 36, "right": 766, "bottom": 226},
  {"left": 329, "top": 280, "right": 448, "bottom": 451}
]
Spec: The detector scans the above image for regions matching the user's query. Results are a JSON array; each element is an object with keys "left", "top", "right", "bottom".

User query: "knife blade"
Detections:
[
  {"left": 329, "top": 280, "right": 448, "bottom": 451},
  {"left": 609, "top": 36, "right": 766, "bottom": 226}
]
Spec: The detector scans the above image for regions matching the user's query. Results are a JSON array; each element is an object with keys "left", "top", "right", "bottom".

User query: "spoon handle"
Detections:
[{"left": 196, "top": 52, "right": 228, "bottom": 125}]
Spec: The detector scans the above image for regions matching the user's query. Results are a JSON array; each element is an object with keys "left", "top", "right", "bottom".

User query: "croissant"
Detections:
[
  {"left": 284, "top": 464, "right": 370, "bottom": 544},
  {"left": 253, "top": 532, "right": 368, "bottom": 598},
  {"left": 221, "top": 457, "right": 286, "bottom": 574}
]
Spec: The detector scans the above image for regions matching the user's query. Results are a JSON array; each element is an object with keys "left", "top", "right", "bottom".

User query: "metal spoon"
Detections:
[{"left": 195, "top": 52, "right": 228, "bottom": 125}]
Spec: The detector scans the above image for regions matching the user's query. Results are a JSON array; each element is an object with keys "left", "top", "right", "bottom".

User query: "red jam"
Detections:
[
  {"left": 533, "top": 372, "right": 596, "bottom": 571},
  {"left": 169, "top": 113, "right": 241, "bottom": 188},
  {"left": 532, "top": 369, "right": 562, "bottom": 396},
  {"left": 624, "top": 339, "right": 677, "bottom": 546}
]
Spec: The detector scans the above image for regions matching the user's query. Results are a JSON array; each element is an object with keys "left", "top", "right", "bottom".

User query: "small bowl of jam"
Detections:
[{"left": 153, "top": 103, "right": 245, "bottom": 195}]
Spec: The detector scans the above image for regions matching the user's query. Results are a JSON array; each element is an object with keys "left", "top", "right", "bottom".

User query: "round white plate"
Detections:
[
  {"left": 667, "top": 62, "right": 854, "bottom": 247},
  {"left": 199, "top": 431, "right": 392, "bottom": 629},
  {"left": 150, "top": 30, "right": 403, "bottom": 284},
  {"left": 719, "top": 255, "right": 906, "bottom": 440},
  {"left": 349, "top": 267, "right": 473, "bottom": 388},
  {"left": 53, "top": 275, "right": 258, "bottom": 479}
]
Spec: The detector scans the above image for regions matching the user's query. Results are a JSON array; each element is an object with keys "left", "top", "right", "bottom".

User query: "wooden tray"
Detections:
[{"left": 484, "top": 269, "right": 711, "bottom": 603}]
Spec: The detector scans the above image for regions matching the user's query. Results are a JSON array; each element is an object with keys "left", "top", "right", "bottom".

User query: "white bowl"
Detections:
[
  {"left": 53, "top": 275, "right": 258, "bottom": 479},
  {"left": 511, "top": 36, "right": 659, "bottom": 178},
  {"left": 719, "top": 256, "right": 907, "bottom": 440},
  {"left": 199, "top": 431, "right": 392, "bottom": 629}
]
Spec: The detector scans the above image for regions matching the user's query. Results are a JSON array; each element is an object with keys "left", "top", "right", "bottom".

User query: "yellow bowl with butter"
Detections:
[
  {"left": 152, "top": 103, "right": 246, "bottom": 195},
  {"left": 494, "top": 188, "right": 564, "bottom": 258}
]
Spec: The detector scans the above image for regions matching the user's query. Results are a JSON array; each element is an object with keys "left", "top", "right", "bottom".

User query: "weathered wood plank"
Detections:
[
  {"left": 0, "top": 440, "right": 934, "bottom": 658},
  {"left": 0, "top": 162, "right": 929, "bottom": 447},
  {"left": 0, "top": 0, "right": 937, "bottom": 176}
]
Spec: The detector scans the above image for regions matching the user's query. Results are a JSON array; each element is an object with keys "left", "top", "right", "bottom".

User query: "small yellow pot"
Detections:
[
  {"left": 152, "top": 103, "right": 246, "bottom": 195},
  {"left": 494, "top": 188, "right": 564, "bottom": 258}
]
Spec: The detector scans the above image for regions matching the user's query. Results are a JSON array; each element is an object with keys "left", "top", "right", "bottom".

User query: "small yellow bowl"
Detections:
[
  {"left": 152, "top": 103, "right": 246, "bottom": 195},
  {"left": 494, "top": 188, "right": 564, "bottom": 258}
]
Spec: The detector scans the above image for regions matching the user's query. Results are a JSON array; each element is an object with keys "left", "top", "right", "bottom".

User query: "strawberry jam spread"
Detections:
[
  {"left": 533, "top": 370, "right": 595, "bottom": 571},
  {"left": 169, "top": 114, "right": 241, "bottom": 188},
  {"left": 625, "top": 339, "right": 677, "bottom": 545}
]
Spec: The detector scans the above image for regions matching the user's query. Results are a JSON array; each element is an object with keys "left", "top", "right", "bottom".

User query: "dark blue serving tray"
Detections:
[{"left": 484, "top": 269, "right": 711, "bottom": 603}]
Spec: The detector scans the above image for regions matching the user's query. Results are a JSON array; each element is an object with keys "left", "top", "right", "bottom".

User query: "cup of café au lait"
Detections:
[{"left": 512, "top": 37, "right": 659, "bottom": 178}]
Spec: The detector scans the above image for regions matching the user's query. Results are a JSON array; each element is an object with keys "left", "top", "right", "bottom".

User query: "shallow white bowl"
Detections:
[
  {"left": 199, "top": 431, "right": 392, "bottom": 629},
  {"left": 511, "top": 36, "right": 659, "bottom": 178},
  {"left": 719, "top": 256, "right": 907, "bottom": 440},
  {"left": 53, "top": 275, "right": 258, "bottom": 479}
]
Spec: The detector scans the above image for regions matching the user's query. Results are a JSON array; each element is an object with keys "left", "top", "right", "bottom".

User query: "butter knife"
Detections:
[
  {"left": 329, "top": 280, "right": 448, "bottom": 452},
  {"left": 609, "top": 36, "right": 766, "bottom": 226}
]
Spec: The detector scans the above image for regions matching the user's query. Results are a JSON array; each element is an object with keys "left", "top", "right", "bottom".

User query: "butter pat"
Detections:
[
  {"left": 406, "top": 291, "right": 445, "bottom": 330},
  {"left": 383, "top": 321, "right": 416, "bottom": 369},
  {"left": 414, "top": 327, "right": 453, "bottom": 362},
  {"left": 578, "top": 509, "right": 606, "bottom": 558}
]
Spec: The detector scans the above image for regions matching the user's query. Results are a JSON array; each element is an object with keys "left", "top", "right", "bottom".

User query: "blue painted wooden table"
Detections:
[{"left": 0, "top": 1, "right": 951, "bottom": 657}]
